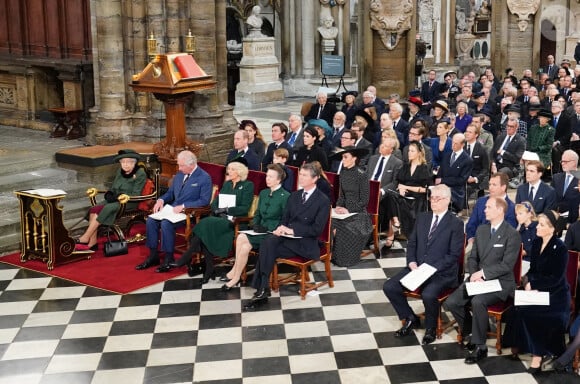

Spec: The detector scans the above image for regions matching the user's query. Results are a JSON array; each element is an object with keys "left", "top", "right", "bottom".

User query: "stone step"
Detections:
[
  {"left": 0, "top": 153, "right": 56, "bottom": 177},
  {"left": 0, "top": 168, "right": 79, "bottom": 193}
]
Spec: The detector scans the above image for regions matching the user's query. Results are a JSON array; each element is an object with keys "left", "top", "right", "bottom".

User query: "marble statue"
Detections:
[{"left": 318, "top": 15, "right": 338, "bottom": 53}]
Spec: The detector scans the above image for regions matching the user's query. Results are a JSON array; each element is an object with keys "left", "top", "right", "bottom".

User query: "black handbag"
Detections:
[{"left": 103, "top": 232, "right": 128, "bottom": 257}]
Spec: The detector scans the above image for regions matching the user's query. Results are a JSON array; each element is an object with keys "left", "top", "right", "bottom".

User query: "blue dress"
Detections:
[
  {"left": 430, "top": 137, "right": 452, "bottom": 169},
  {"left": 519, "top": 221, "right": 538, "bottom": 261}
]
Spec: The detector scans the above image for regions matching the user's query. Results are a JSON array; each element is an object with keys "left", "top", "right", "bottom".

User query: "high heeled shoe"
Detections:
[
  {"left": 221, "top": 280, "right": 241, "bottom": 291},
  {"left": 383, "top": 236, "right": 395, "bottom": 249}
]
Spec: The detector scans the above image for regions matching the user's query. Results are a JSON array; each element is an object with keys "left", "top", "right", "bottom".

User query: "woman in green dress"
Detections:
[
  {"left": 221, "top": 164, "right": 290, "bottom": 291},
  {"left": 526, "top": 109, "right": 555, "bottom": 170},
  {"left": 75, "top": 149, "right": 146, "bottom": 252},
  {"left": 174, "top": 158, "right": 254, "bottom": 283}
]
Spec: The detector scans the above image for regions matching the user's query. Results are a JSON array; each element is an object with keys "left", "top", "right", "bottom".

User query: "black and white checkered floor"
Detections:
[{"left": 0, "top": 243, "right": 576, "bottom": 384}]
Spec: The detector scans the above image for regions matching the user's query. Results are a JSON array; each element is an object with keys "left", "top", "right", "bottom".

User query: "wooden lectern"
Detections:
[
  {"left": 14, "top": 190, "right": 91, "bottom": 270},
  {"left": 130, "top": 54, "right": 216, "bottom": 186}
]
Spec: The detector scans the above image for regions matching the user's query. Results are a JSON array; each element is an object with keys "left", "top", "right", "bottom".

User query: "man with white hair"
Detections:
[
  {"left": 552, "top": 149, "right": 580, "bottom": 223},
  {"left": 304, "top": 90, "right": 337, "bottom": 126}
]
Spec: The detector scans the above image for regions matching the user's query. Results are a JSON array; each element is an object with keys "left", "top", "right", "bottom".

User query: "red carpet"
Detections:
[{"left": 0, "top": 242, "right": 187, "bottom": 295}]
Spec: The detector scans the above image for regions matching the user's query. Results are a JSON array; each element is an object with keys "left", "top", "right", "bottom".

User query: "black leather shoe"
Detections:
[
  {"left": 221, "top": 281, "right": 240, "bottom": 292},
  {"left": 422, "top": 328, "right": 436, "bottom": 345},
  {"left": 464, "top": 346, "right": 488, "bottom": 364},
  {"left": 251, "top": 288, "right": 271, "bottom": 301},
  {"left": 201, "top": 270, "right": 216, "bottom": 285},
  {"left": 395, "top": 316, "right": 420, "bottom": 337},
  {"left": 155, "top": 264, "right": 173, "bottom": 273},
  {"left": 462, "top": 334, "right": 476, "bottom": 351},
  {"left": 526, "top": 366, "right": 542, "bottom": 375},
  {"left": 552, "top": 360, "right": 570, "bottom": 374},
  {"left": 135, "top": 259, "right": 160, "bottom": 270},
  {"left": 219, "top": 275, "right": 232, "bottom": 282}
]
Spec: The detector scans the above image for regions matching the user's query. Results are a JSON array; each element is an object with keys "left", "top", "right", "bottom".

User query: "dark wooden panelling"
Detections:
[{"left": 0, "top": 0, "right": 91, "bottom": 62}]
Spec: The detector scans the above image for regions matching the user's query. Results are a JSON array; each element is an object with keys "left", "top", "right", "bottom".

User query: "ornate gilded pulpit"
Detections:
[{"left": 130, "top": 54, "right": 216, "bottom": 185}]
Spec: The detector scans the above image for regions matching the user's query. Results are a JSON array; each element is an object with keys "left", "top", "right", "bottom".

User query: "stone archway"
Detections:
[{"left": 540, "top": 19, "right": 557, "bottom": 63}]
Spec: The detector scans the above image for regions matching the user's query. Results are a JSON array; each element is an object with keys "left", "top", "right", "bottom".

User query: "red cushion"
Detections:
[
  {"left": 488, "top": 298, "right": 513, "bottom": 313},
  {"left": 137, "top": 178, "right": 155, "bottom": 211}
]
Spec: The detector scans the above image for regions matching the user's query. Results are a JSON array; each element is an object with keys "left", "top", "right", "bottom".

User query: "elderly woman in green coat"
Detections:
[
  {"left": 220, "top": 163, "right": 290, "bottom": 291},
  {"left": 75, "top": 149, "right": 147, "bottom": 252},
  {"left": 172, "top": 158, "right": 254, "bottom": 283},
  {"left": 526, "top": 109, "right": 555, "bottom": 169}
]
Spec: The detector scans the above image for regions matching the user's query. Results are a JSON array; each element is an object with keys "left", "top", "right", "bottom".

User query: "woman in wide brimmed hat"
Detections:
[
  {"left": 329, "top": 146, "right": 373, "bottom": 266},
  {"left": 291, "top": 125, "right": 329, "bottom": 170},
  {"left": 308, "top": 119, "right": 334, "bottom": 157},
  {"left": 526, "top": 109, "right": 555, "bottom": 168},
  {"left": 341, "top": 90, "right": 358, "bottom": 128},
  {"left": 75, "top": 149, "right": 147, "bottom": 252}
]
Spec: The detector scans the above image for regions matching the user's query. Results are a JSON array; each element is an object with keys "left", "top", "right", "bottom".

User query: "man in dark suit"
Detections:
[
  {"left": 390, "top": 102, "right": 410, "bottom": 140},
  {"left": 543, "top": 54, "right": 559, "bottom": 81},
  {"left": 383, "top": 185, "right": 465, "bottom": 345},
  {"left": 304, "top": 91, "right": 337, "bottom": 127},
  {"left": 244, "top": 163, "right": 331, "bottom": 309},
  {"left": 138, "top": 151, "right": 212, "bottom": 271},
  {"left": 351, "top": 121, "right": 373, "bottom": 167},
  {"left": 552, "top": 150, "right": 580, "bottom": 223},
  {"left": 445, "top": 196, "right": 520, "bottom": 365},
  {"left": 515, "top": 160, "right": 557, "bottom": 213},
  {"left": 403, "top": 124, "right": 433, "bottom": 166},
  {"left": 331, "top": 111, "right": 347, "bottom": 148},
  {"left": 491, "top": 118, "right": 526, "bottom": 179},
  {"left": 464, "top": 123, "right": 490, "bottom": 197},
  {"left": 368, "top": 137, "right": 403, "bottom": 234},
  {"left": 551, "top": 100, "right": 573, "bottom": 174},
  {"left": 436, "top": 133, "right": 473, "bottom": 211},
  {"left": 261, "top": 122, "right": 292, "bottom": 170},
  {"left": 225, "top": 130, "right": 260, "bottom": 171},
  {"left": 286, "top": 113, "right": 305, "bottom": 150},
  {"left": 420, "top": 69, "right": 441, "bottom": 104}
]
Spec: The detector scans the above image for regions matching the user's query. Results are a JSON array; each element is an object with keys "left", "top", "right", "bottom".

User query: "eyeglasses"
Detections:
[
  {"left": 429, "top": 196, "right": 448, "bottom": 202},
  {"left": 561, "top": 159, "right": 573, "bottom": 164},
  {"left": 341, "top": 136, "right": 354, "bottom": 140}
]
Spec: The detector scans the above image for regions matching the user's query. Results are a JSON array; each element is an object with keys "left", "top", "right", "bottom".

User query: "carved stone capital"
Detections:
[
  {"left": 507, "top": 0, "right": 540, "bottom": 32},
  {"left": 369, "top": 0, "right": 414, "bottom": 50}
]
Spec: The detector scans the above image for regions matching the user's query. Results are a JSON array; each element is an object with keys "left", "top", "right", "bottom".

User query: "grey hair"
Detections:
[{"left": 178, "top": 150, "right": 197, "bottom": 166}]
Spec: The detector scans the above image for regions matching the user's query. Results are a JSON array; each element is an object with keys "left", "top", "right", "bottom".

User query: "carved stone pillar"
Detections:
[
  {"left": 93, "top": 0, "right": 129, "bottom": 144},
  {"left": 302, "top": 1, "right": 315, "bottom": 76}
]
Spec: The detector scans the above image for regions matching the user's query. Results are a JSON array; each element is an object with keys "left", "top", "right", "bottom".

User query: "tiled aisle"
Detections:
[{"left": 0, "top": 242, "right": 573, "bottom": 384}]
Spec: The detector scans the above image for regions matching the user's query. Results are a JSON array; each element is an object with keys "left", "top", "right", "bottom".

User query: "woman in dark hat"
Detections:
[
  {"left": 75, "top": 149, "right": 147, "bottom": 252},
  {"left": 330, "top": 146, "right": 373, "bottom": 266},
  {"left": 503, "top": 210, "right": 570, "bottom": 374},
  {"left": 341, "top": 90, "right": 358, "bottom": 128},
  {"left": 239, "top": 119, "right": 266, "bottom": 164},
  {"left": 526, "top": 108, "right": 555, "bottom": 168},
  {"left": 291, "top": 125, "right": 329, "bottom": 170},
  {"left": 354, "top": 109, "right": 379, "bottom": 145},
  {"left": 172, "top": 158, "right": 254, "bottom": 283}
]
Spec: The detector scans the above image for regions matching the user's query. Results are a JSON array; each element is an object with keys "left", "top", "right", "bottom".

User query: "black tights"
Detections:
[
  {"left": 555, "top": 331, "right": 580, "bottom": 366},
  {"left": 179, "top": 235, "right": 213, "bottom": 277}
]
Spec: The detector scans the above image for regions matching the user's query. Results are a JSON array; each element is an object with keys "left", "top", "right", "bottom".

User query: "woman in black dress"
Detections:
[
  {"left": 502, "top": 211, "right": 570, "bottom": 374},
  {"left": 291, "top": 126, "right": 329, "bottom": 170},
  {"left": 330, "top": 147, "right": 373, "bottom": 267},
  {"left": 309, "top": 119, "right": 335, "bottom": 157},
  {"left": 384, "top": 141, "right": 431, "bottom": 237}
]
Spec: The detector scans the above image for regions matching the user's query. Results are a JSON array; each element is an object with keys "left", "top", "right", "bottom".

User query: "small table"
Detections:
[{"left": 49, "top": 107, "right": 85, "bottom": 140}]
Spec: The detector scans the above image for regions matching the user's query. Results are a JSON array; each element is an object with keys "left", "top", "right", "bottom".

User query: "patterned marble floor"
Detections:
[{"left": 0, "top": 241, "right": 575, "bottom": 384}]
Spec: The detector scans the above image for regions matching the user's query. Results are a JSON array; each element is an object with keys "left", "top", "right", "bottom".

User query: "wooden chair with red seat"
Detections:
[
  {"left": 174, "top": 161, "right": 225, "bottom": 254},
  {"left": 325, "top": 171, "right": 340, "bottom": 207},
  {"left": 286, "top": 165, "right": 299, "bottom": 191},
  {"left": 86, "top": 166, "right": 159, "bottom": 242},
  {"left": 484, "top": 244, "right": 523, "bottom": 354},
  {"left": 271, "top": 208, "right": 333, "bottom": 299},
  {"left": 402, "top": 235, "right": 466, "bottom": 339},
  {"left": 362, "top": 180, "right": 381, "bottom": 256}
]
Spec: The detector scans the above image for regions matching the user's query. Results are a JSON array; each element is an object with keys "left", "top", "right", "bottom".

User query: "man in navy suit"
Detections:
[
  {"left": 244, "top": 162, "right": 331, "bottom": 309},
  {"left": 383, "top": 184, "right": 465, "bottom": 345},
  {"left": 515, "top": 160, "right": 557, "bottom": 213},
  {"left": 330, "top": 111, "right": 347, "bottom": 149},
  {"left": 286, "top": 113, "right": 305, "bottom": 150},
  {"left": 138, "top": 151, "right": 212, "bottom": 271},
  {"left": 225, "top": 130, "right": 260, "bottom": 171},
  {"left": 552, "top": 150, "right": 580, "bottom": 223},
  {"left": 543, "top": 54, "right": 559, "bottom": 81},
  {"left": 420, "top": 69, "right": 441, "bottom": 104},
  {"left": 436, "top": 133, "right": 473, "bottom": 211},
  {"left": 261, "top": 122, "right": 292, "bottom": 171}
]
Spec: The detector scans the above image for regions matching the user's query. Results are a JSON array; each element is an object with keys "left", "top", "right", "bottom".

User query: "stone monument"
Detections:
[
  {"left": 235, "top": 5, "right": 283, "bottom": 107},
  {"left": 318, "top": 15, "right": 339, "bottom": 54}
]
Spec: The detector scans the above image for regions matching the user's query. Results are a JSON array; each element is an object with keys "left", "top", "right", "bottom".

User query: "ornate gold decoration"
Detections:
[
  {"left": 369, "top": 0, "right": 414, "bottom": 50},
  {"left": 507, "top": 0, "right": 540, "bottom": 32},
  {"left": 184, "top": 29, "right": 196, "bottom": 54}
]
